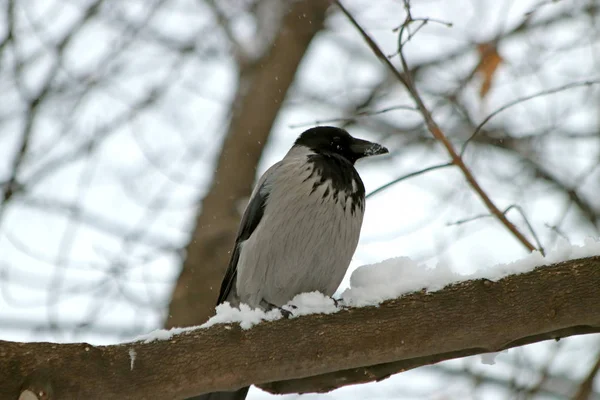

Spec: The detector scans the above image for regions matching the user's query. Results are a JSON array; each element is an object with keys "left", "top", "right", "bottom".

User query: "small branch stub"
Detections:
[
  {"left": 19, "top": 370, "right": 53, "bottom": 400},
  {"left": 18, "top": 391, "right": 39, "bottom": 400},
  {"left": 18, "top": 390, "right": 49, "bottom": 400}
]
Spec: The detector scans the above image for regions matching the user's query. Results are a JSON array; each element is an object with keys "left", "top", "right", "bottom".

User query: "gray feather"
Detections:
[
  {"left": 235, "top": 146, "right": 364, "bottom": 308},
  {"left": 218, "top": 163, "right": 283, "bottom": 306}
]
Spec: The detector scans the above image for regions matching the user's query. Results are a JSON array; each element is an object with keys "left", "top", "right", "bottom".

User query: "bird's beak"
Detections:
[{"left": 350, "top": 138, "right": 389, "bottom": 158}]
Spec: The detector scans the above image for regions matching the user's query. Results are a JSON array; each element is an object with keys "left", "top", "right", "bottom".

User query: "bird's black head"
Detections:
[{"left": 294, "top": 126, "right": 388, "bottom": 164}]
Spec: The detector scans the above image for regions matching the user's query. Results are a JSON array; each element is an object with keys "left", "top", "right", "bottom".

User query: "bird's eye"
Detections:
[{"left": 333, "top": 136, "right": 341, "bottom": 142}]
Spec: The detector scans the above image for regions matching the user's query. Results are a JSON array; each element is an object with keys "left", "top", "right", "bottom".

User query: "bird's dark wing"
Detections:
[{"left": 216, "top": 166, "right": 277, "bottom": 305}]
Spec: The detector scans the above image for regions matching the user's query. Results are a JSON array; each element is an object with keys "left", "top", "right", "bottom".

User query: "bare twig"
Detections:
[
  {"left": 335, "top": 0, "right": 539, "bottom": 253},
  {"left": 17, "top": 196, "right": 178, "bottom": 250},
  {"left": 466, "top": 133, "right": 600, "bottom": 234},
  {"left": 366, "top": 162, "right": 453, "bottom": 199},
  {"left": 0, "top": 0, "right": 15, "bottom": 55},
  {"left": 430, "top": 356, "right": 596, "bottom": 400},
  {"left": 448, "top": 204, "right": 545, "bottom": 255},
  {"left": 389, "top": 16, "right": 452, "bottom": 58},
  {"left": 203, "top": 0, "right": 249, "bottom": 64},
  {"left": 289, "top": 104, "right": 418, "bottom": 129},
  {"left": 46, "top": 147, "right": 100, "bottom": 332},
  {"left": 0, "top": 0, "right": 105, "bottom": 225},
  {"left": 461, "top": 80, "right": 600, "bottom": 156},
  {"left": 572, "top": 351, "right": 600, "bottom": 400},
  {"left": 524, "top": 342, "right": 563, "bottom": 398}
]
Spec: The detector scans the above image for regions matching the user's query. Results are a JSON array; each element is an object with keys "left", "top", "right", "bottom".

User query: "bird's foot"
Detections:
[
  {"left": 265, "top": 301, "right": 295, "bottom": 319},
  {"left": 331, "top": 297, "right": 347, "bottom": 309},
  {"left": 280, "top": 304, "right": 298, "bottom": 318},
  {"left": 279, "top": 307, "right": 294, "bottom": 319}
]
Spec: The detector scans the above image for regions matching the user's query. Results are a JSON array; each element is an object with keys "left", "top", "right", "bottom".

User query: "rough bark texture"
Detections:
[
  {"left": 164, "top": 0, "right": 331, "bottom": 328},
  {"left": 3, "top": 257, "right": 600, "bottom": 400}
]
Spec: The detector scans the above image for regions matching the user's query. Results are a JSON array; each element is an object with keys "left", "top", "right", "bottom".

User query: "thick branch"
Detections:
[{"left": 2, "top": 257, "right": 599, "bottom": 399}]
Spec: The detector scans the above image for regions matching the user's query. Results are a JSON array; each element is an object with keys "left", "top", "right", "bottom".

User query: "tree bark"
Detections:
[
  {"left": 165, "top": 0, "right": 331, "bottom": 328},
  {"left": 3, "top": 257, "right": 600, "bottom": 400}
]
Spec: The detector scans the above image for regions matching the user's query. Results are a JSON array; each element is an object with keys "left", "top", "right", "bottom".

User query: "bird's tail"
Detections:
[{"left": 185, "top": 387, "right": 250, "bottom": 400}]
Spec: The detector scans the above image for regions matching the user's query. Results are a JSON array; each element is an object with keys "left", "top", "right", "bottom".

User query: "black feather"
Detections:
[
  {"left": 307, "top": 153, "right": 365, "bottom": 214},
  {"left": 216, "top": 184, "right": 270, "bottom": 305},
  {"left": 294, "top": 126, "right": 360, "bottom": 163}
]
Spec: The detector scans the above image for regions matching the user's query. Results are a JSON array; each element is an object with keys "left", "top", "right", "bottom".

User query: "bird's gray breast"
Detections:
[{"left": 235, "top": 151, "right": 365, "bottom": 308}]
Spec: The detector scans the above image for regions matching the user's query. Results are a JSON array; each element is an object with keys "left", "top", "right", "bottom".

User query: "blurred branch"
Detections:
[
  {"left": 17, "top": 196, "right": 179, "bottom": 250},
  {"left": 573, "top": 352, "right": 600, "bottom": 400},
  {"left": 430, "top": 361, "right": 600, "bottom": 400},
  {"left": 0, "top": 0, "right": 14, "bottom": 54},
  {"left": 448, "top": 204, "right": 544, "bottom": 254},
  {"left": 409, "top": 2, "right": 600, "bottom": 77},
  {"left": 289, "top": 104, "right": 419, "bottom": 129},
  {"left": 523, "top": 341, "right": 564, "bottom": 398},
  {"left": 366, "top": 162, "right": 453, "bottom": 199},
  {"left": 294, "top": 87, "right": 429, "bottom": 142},
  {"left": 0, "top": 0, "right": 104, "bottom": 223},
  {"left": 23, "top": 84, "right": 165, "bottom": 189},
  {"left": 336, "top": 0, "right": 540, "bottom": 254},
  {"left": 0, "top": 4, "right": 179, "bottom": 218},
  {"left": 469, "top": 134, "right": 600, "bottom": 233},
  {"left": 461, "top": 80, "right": 600, "bottom": 156},
  {"left": 203, "top": 0, "right": 248, "bottom": 64}
]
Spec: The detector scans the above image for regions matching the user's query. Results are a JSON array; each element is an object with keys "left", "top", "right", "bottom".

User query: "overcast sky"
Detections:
[{"left": 1, "top": 0, "right": 599, "bottom": 398}]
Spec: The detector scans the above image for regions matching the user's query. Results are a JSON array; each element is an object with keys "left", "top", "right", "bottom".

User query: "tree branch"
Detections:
[
  {"left": 335, "top": 0, "right": 539, "bottom": 254},
  {"left": 2, "top": 257, "right": 599, "bottom": 399},
  {"left": 572, "top": 351, "right": 600, "bottom": 400}
]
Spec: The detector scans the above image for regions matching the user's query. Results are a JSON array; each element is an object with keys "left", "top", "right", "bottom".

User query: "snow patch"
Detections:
[
  {"left": 480, "top": 350, "right": 508, "bottom": 365},
  {"left": 284, "top": 291, "right": 339, "bottom": 317},
  {"left": 201, "top": 303, "right": 282, "bottom": 330},
  {"left": 202, "top": 292, "right": 339, "bottom": 329},
  {"left": 137, "top": 326, "right": 197, "bottom": 343},
  {"left": 342, "top": 257, "right": 459, "bottom": 307},
  {"left": 342, "top": 238, "right": 600, "bottom": 307}
]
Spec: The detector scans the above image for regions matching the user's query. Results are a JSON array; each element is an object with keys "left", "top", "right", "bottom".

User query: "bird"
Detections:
[{"left": 189, "top": 126, "right": 388, "bottom": 400}]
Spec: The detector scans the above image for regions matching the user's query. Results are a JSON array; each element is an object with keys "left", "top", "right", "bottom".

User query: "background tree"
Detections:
[{"left": 0, "top": 0, "right": 599, "bottom": 398}]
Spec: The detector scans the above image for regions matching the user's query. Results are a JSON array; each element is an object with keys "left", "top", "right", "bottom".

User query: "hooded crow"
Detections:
[{"left": 190, "top": 126, "right": 388, "bottom": 400}]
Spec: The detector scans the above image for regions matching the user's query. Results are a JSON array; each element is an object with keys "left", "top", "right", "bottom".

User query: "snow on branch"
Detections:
[{"left": 1, "top": 256, "right": 599, "bottom": 399}]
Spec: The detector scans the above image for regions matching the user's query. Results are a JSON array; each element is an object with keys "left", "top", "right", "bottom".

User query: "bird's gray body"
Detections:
[{"left": 227, "top": 146, "right": 364, "bottom": 309}]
